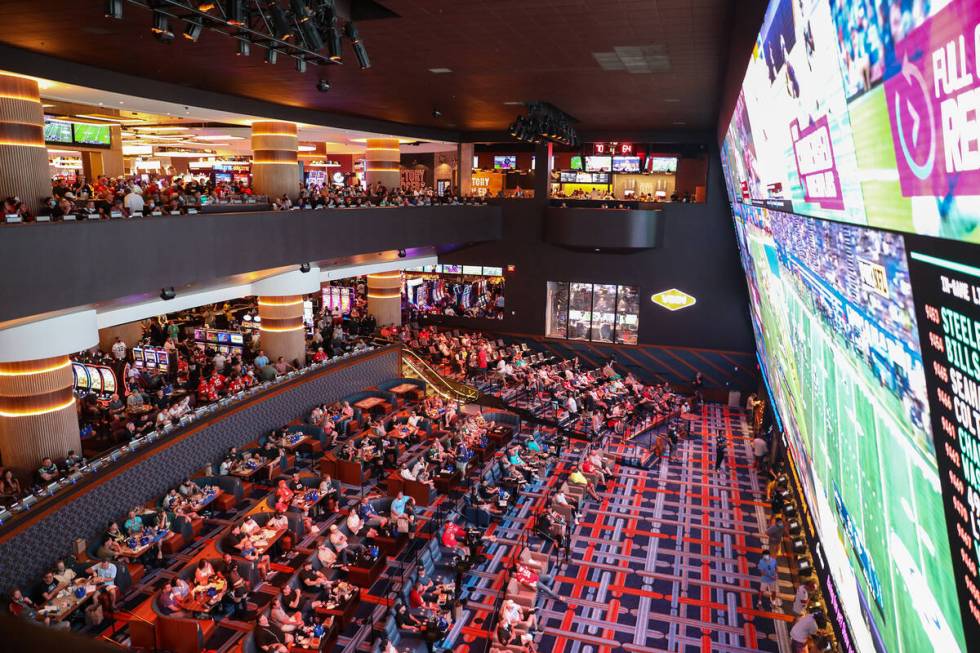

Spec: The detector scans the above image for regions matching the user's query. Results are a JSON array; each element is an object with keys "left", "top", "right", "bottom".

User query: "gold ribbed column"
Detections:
[
  {"left": 258, "top": 295, "right": 307, "bottom": 368},
  {"left": 0, "top": 74, "right": 50, "bottom": 215},
  {"left": 367, "top": 272, "right": 402, "bottom": 327},
  {"left": 251, "top": 121, "right": 299, "bottom": 200},
  {"left": 0, "top": 355, "right": 80, "bottom": 476},
  {"left": 364, "top": 138, "right": 401, "bottom": 191}
]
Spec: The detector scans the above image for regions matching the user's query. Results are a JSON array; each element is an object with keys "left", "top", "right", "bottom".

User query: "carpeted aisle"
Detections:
[{"left": 530, "top": 404, "right": 795, "bottom": 653}]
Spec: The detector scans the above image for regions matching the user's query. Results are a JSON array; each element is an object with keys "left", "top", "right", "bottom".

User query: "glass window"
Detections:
[
  {"left": 591, "top": 284, "right": 617, "bottom": 342},
  {"left": 615, "top": 285, "right": 639, "bottom": 344},
  {"left": 545, "top": 282, "right": 569, "bottom": 339},
  {"left": 567, "top": 283, "right": 594, "bottom": 341},
  {"left": 546, "top": 281, "right": 640, "bottom": 343}
]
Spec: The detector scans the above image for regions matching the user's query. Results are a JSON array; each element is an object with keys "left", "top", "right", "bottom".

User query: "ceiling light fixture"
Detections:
[
  {"left": 226, "top": 0, "right": 246, "bottom": 26},
  {"left": 316, "top": 78, "right": 331, "bottom": 92},
  {"left": 290, "top": 0, "right": 312, "bottom": 23},
  {"left": 152, "top": 11, "right": 175, "bottom": 43},
  {"left": 183, "top": 16, "right": 203, "bottom": 41},
  {"left": 345, "top": 21, "right": 370, "bottom": 69},
  {"left": 105, "top": 0, "right": 123, "bottom": 19},
  {"left": 325, "top": 9, "right": 342, "bottom": 62},
  {"left": 269, "top": 3, "right": 293, "bottom": 40}
]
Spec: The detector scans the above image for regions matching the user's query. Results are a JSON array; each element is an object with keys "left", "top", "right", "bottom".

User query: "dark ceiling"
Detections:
[{"left": 0, "top": 0, "right": 740, "bottom": 133}]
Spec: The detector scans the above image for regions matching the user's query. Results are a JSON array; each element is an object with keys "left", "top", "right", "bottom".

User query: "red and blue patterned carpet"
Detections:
[{"left": 450, "top": 403, "right": 798, "bottom": 653}]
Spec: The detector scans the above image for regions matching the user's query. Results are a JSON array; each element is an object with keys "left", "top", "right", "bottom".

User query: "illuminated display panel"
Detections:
[{"left": 721, "top": 1, "right": 980, "bottom": 649}]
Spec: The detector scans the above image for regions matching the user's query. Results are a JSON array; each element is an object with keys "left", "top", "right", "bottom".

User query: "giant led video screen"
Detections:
[{"left": 722, "top": 1, "right": 980, "bottom": 651}]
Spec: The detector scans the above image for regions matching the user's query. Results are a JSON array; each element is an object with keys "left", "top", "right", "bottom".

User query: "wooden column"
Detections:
[
  {"left": 0, "top": 355, "right": 80, "bottom": 477},
  {"left": 251, "top": 121, "right": 299, "bottom": 201},
  {"left": 364, "top": 138, "right": 400, "bottom": 191},
  {"left": 0, "top": 74, "right": 50, "bottom": 214},
  {"left": 258, "top": 295, "right": 307, "bottom": 368},
  {"left": 458, "top": 143, "right": 474, "bottom": 196},
  {"left": 367, "top": 272, "right": 402, "bottom": 327}
]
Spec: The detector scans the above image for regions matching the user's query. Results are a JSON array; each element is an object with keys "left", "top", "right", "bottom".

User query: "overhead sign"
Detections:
[{"left": 651, "top": 288, "right": 696, "bottom": 311}]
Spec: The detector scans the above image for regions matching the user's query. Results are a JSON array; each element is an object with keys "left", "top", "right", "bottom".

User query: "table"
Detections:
[
  {"left": 118, "top": 529, "right": 170, "bottom": 558},
  {"left": 282, "top": 434, "right": 310, "bottom": 451},
  {"left": 291, "top": 488, "right": 325, "bottom": 512},
  {"left": 230, "top": 459, "right": 273, "bottom": 478},
  {"left": 192, "top": 488, "right": 223, "bottom": 512},
  {"left": 388, "top": 383, "right": 418, "bottom": 395},
  {"left": 387, "top": 424, "right": 415, "bottom": 441},
  {"left": 251, "top": 526, "right": 287, "bottom": 556},
  {"left": 41, "top": 582, "right": 97, "bottom": 621},
  {"left": 179, "top": 576, "right": 228, "bottom": 613},
  {"left": 354, "top": 397, "right": 386, "bottom": 411}
]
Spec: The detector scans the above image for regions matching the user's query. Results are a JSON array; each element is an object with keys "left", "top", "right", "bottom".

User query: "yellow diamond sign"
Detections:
[{"left": 651, "top": 289, "right": 696, "bottom": 311}]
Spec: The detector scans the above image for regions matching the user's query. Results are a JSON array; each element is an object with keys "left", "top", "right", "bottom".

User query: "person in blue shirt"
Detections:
[
  {"left": 358, "top": 496, "right": 388, "bottom": 530},
  {"left": 389, "top": 492, "right": 415, "bottom": 535},
  {"left": 253, "top": 350, "right": 270, "bottom": 368},
  {"left": 756, "top": 549, "right": 780, "bottom": 608},
  {"left": 124, "top": 509, "right": 144, "bottom": 535}
]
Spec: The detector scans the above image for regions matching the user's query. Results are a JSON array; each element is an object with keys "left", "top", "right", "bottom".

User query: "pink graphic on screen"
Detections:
[
  {"left": 884, "top": 0, "right": 980, "bottom": 198},
  {"left": 790, "top": 116, "right": 844, "bottom": 211}
]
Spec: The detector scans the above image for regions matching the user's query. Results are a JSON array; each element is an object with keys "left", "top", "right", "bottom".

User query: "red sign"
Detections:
[{"left": 593, "top": 143, "right": 634, "bottom": 155}]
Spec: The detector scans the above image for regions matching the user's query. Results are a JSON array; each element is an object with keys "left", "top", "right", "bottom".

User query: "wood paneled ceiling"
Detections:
[{"left": 0, "top": 0, "right": 739, "bottom": 132}]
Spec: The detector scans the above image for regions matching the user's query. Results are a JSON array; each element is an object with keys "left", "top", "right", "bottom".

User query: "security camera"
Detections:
[
  {"left": 160, "top": 287, "right": 176, "bottom": 300},
  {"left": 432, "top": 109, "right": 442, "bottom": 118},
  {"left": 397, "top": 249, "right": 406, "bottom": 258},
  {"left": 300, "top": 263, "right": 311, "bottom": 273},
  {"left": 317, "top": 79, "right": 330, "bottom": 92}
]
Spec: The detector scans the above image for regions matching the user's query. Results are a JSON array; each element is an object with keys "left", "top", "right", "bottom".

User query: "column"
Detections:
[
  {"left": 533, "top": 141, "right": 553, "bottom": 201},
  {"left": 364, "top": 138, "right": 400, "bottom": 191},
  {"left": 251, "top": 121, "right": 300, "bottom": 200},
  {"left": 458, "top": 143, "right": 474, "bottom": 196},
  {"left": 0, "top": 310, "right": 99, "bottom": 476},
  {"left": 252, "top": 267, "right": 321, "bottom": 368},
  {"left": 367, "top": 272, "right": 402, "bottom": 327},
  {"left": 0, "top": 74, "right": 50, "bottom": 215},
  {"left": 257, "top": 296, "right": 306, "bottom": 368}
]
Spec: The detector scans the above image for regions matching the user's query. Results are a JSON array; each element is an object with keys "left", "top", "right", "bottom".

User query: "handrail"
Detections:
[{"left": 400, "top": 347, "right": 480, "bottom": 403}]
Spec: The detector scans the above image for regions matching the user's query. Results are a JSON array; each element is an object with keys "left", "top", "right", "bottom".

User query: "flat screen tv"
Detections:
[
  {"left": 647, "top": 156, "right": 677, "bottom": 173},
  {"left": 612, "top": 156, "right": 641, "bottom": 172},
  {"left": 584, "top": 155, "right": 611, "bottom": 172},
  {"left": 72, "top": 123, "right": 111, "bottom": 147},
  {"left": 570, "top": 155, "right": 583, "bottom": 170},
  {"left": 43, "top": 119, "right": 73, "bottom": 144},
  {"left": 493, "top": 155, "right": 517, "bottom": 170}
]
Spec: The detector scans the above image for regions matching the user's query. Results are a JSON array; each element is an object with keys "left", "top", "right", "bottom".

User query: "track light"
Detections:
[
  {"left": 326, "top": 17, "right": 343, "bottom": 61},
  {"left": 226, "top": 0, "right": 246, "bottom": 26},
  {"left": 299, "top": 19, "right": 324, "bottom": 51},
  {"left": 317, "top": 78, "right": 330, "bottom": 92},
  {"left": 237, "top": 36, "right": 251, "bottom": 56},
  {"left": 299, "top": 262, "right": 311, "bottom": 273},
  {"left": 269, "top": 3, "right": 293, "bottom": 40},
  {"left": 290, "top": 0, "right": 312, "bottom": 22},
  {"left": 160, "top": 287, "right": 176, "bottom": 301},
  {"left": 183, "top": 17, "right": 203, "bottom": 42},
  {"left": 152, "top": 11, "right": 175, "bottom": 43},
  {"left": 397, "top": 249, "right": 406, "bottom": 258},
  {"left": 265, "top": 47, "right": 278, "bottom": 64},
  {"left": 105, "top": 0, "right": 123, "bottom": 19},
  {"left": 196, "top": 2, "right": 216, "bottom": 10},
  {"left": 432, "top": 109, "right": 442, "bottom": 119},
  {"left": 346, "top": 21, "right": 370, "bottom": 69},
  {"left": 296, "top": 57, "right": 307, "bottom": 73}
]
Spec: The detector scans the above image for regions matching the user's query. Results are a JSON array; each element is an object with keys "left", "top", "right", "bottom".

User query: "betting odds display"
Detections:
[{"left": 721, "top": 1, "right": 980, "bottom": 651}]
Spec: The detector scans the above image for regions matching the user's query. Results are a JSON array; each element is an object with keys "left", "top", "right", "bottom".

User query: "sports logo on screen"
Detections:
[
  {"left": 884, "top": 0, "right": 978, "bottom": 196},
  {"left": 791, "top": 116, "right": 844, "bottom": 210}
]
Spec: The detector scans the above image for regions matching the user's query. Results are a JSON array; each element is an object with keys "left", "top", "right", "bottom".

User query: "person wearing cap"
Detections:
[{"left": 789, "top": 609, "right": 826, "bottom": 652}]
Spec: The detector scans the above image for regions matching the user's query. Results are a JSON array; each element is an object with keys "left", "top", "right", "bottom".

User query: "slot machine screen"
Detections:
[
  {"left": 72, "top": 363, "right": 89, "bottom": 391},
  {"left": 99, "top": 368, "right": 116, "bottom": 394},
  {"left": 155, "top": 349, "right": 170, "bottom": 372},
  {"left": 193, "top": 328, "right": 206, "bottom": 343},
  {"left": 88, "top": 366, "right": 103, "bottom": 392},
  {"left": 230, "top": 332, "right": 244, "bottom": 345},
  {"left": 132, "top": 346, "right": 145, "bottom": 367},
  {"left": 144, "top": 350, "right": 158, "bottom": 369},
  {"left": 206, "top": 330, "right": 219, "bottom": 343},
  {"left": 216, "top": 331, "right": 231, "bottom": 345},
  {"left": 218, "top": 345, "right": 230, "bottom": 354}
]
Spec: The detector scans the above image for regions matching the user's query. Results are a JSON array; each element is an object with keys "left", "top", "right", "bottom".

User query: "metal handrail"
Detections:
[{"left": 400, "top": 347, "right": 480, "bottom": 403}]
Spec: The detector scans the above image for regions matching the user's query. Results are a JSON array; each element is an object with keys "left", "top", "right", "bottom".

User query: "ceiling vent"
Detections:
[{"left": 593, "top": 45, "right": 670, "bottom": 73}]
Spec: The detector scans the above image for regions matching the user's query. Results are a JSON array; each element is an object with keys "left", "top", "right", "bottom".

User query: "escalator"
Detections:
[{"left": 400, "top": 346, "right": 481, "bottom": 403}]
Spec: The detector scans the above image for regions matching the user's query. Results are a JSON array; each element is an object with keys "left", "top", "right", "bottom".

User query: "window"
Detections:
[
  {"left": 545, "top": 282, "right": 568, "bottom": 338},
  {"left": 545, "top": 282, "right": 640, "bottom": 343}
]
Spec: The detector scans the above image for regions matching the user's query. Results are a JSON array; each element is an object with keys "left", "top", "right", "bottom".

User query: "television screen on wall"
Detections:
[
  {"left": 43, "top": 119, "right": 73, "bottom": 144},
  {"left": 493, "top": 155, "right": 517, "bottom": 169},
  {"left": 72, "top": 123, "right": 111, "bottom": 147},
  {"left": 584, "top": 155, "right": 611, "bottom": 172},
  {"left": 719, "top": 1, "right": 980, "bottom": 651}
]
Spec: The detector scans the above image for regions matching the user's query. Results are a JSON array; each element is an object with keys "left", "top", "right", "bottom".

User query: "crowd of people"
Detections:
[{"left": 2, "top": 173, "right": 489, "bottom": 223}]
